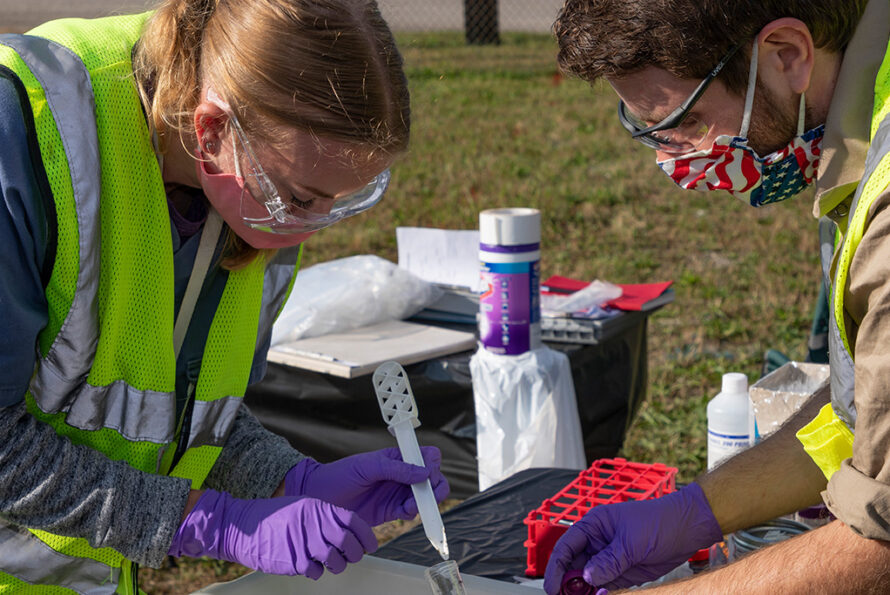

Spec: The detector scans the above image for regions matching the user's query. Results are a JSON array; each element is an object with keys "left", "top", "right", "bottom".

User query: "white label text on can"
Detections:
[{"left": 478, "top": 259, "right": 539, "bottom": 355}]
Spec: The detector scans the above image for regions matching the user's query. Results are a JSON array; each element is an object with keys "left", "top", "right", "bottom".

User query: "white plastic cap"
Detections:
[
  {"left": 722, "top": 372, "right": 748, "bottom": 394},
  {"left": 479, "top": 208, "right": 541, "bottom": 246}
]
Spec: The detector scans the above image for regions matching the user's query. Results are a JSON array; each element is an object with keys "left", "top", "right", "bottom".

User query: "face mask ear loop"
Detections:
[
  {"left": 739, "top": 41, "right": 759, "bottom": 138},
  {"left": 796, "top": 92, "right": 807, "bottom": 135}
]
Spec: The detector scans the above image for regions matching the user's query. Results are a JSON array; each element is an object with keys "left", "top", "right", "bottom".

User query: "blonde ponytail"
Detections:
[
  {"left": 133, "top": 0, "right": 218, "bottom": 152},
  {"left": 134, "top": 0, "right": 410, "bottom": 268}
]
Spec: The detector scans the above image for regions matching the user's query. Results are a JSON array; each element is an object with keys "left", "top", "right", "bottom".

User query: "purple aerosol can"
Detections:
[{"left": 478, "top": 208, "right": 541, "bottom": 355}]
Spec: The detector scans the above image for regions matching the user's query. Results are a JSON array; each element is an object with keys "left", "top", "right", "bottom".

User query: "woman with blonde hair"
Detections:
[{"left": 0, "top": 0, "right": 447, "bottom": 591}]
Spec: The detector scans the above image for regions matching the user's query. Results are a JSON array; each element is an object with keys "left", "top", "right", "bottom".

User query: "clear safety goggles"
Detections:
[
  {"left": 617, "top": 41, "right": 744, "bottom": 155},
  {"left": 215, "top": 94, "right": 390, "bottom": 234}
]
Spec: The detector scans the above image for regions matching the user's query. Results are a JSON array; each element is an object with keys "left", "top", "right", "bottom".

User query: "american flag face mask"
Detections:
[{"left": 657, "top": 42, "right": 824, "bottom": 207}]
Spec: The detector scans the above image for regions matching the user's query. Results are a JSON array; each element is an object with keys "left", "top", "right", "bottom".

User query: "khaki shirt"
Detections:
[{"left": 812, "top": 0, "right": 890, "bottom": 541}]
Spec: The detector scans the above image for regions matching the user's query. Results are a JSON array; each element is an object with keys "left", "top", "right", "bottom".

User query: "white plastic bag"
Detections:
[
  {"left": 540, "top": 279, "right": 622, "bottom": 316},
  {"left": 271, "top": 255, "right": 443, "bottom": 345},
  {"left": 470, "top": 345, "right": 586, "bottom": 491}
]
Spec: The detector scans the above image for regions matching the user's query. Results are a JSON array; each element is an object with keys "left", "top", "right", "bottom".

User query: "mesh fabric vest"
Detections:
[
  {"left": 0, "top": 12, "right": 290, "bottom": 594},
  {"left": 797, "top": 37, "right": 890, "bottom": 479}
]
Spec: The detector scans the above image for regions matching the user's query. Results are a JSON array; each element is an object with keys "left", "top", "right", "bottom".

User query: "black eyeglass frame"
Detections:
[{"left": 617, "top": 41, "right": 745, "bottom": 151}]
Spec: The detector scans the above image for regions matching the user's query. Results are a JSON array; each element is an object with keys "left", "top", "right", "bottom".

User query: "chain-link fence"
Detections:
[
  {"left": 4, "top": 0, "right": 564, "bottom": 38},
  {"left": 379, "top": 0, "right": 563, "bottom": 39}
]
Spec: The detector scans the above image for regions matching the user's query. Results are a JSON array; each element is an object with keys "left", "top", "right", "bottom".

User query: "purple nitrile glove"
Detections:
[
  {"left": 284, "top": 447, "right": 450, "bottom": 527},
  {"left": 168, "top": 489, "right": 377, "bottom": 579},
  {"left": 543, "top": 483, "right": 722, "bottom": 594}
]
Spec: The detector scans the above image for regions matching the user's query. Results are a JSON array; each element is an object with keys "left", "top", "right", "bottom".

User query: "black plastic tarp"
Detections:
[
  {"left": 375, "top": 467, "right": 581, "bottom": 581},
  {"left": 244, "top": 315, "right": 649, "bottom": 498}
]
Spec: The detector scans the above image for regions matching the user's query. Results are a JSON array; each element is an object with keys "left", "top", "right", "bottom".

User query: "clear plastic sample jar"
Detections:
[{"left": 425, "top": 559, "right": 467, "bottom": 595}]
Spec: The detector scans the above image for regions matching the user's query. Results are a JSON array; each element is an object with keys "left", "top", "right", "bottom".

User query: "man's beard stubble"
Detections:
[{"left": 745, "top": 76, "right": 802, "bottom": 156}]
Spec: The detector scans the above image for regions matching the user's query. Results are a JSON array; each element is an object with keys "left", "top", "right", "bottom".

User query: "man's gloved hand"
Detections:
[
  {"left": 283, "top": 447, "right": 450, "bottom": 526},
  {"left": 168, "top": 489, "right": 377, "bottom": 579},
  {"left": 543, "top": 483, "right": 723, "bottom": 594}
]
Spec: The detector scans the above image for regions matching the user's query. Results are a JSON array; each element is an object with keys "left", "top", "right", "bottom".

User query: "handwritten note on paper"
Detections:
[{"left": 396, "top": 227, "right": 482, "bottom": 292}]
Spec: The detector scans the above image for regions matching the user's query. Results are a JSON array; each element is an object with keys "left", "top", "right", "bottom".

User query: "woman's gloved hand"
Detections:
[
  {"left": 283, "top": 447, "right": 450, "bottom": 526},
  {"left": 168, "top": 489, "right": 377, "bottom": 579},
  {"left": 543, "top": 482, "right": 723, "bottom": 594}
]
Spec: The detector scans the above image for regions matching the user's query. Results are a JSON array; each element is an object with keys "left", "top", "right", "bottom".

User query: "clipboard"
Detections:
[{"left": 268, "top": 319, "right": 477, "bottom": 378}]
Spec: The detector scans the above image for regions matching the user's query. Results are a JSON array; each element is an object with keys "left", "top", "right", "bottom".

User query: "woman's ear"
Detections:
[
  {"left": 193, "top": 100, "right": 229, "bottom": 155},
  {"left": 756, "top": 17, "right": 815, "bottom": 95}
]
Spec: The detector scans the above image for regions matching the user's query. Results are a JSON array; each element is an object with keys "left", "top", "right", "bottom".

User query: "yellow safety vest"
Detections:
[
  {"left": 797, "top": 37, "right": 890, "bottom": 480},
  {"left": 0, "top": 13, "right": 299, "bottom": 593}
]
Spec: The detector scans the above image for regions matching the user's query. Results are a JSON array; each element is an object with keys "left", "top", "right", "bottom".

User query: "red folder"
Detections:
[{"left": 542, "top": 275, "right": 673, "bottom": 312}]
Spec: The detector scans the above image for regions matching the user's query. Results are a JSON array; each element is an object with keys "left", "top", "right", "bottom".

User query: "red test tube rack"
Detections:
[{"left": 523, "top": 458, "right": 678, "bottom": 577}]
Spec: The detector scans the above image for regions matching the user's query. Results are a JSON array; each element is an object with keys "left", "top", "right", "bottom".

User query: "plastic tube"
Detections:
[{"left": 425, "top": 559, "right": 467, "bottom": 595}]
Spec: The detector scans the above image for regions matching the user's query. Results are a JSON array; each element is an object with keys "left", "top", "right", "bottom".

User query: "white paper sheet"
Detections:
[{"left": 396, "top": 227, "right": 482, "bottom": 292}]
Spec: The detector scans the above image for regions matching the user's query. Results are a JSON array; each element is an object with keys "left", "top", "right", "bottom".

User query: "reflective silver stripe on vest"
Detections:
[
  {"left": 49, "top": 380, "right": 177, "bottom": 444},
  {"left": 30, "top": 383, "right": 243, "bottom": 449},
  {"left": 828, "top": 313, "right": 857, "bottom": 428},
  {"left": 827, "top": 114, "right": 890, "bottom": 429},
  {"left": 187, "top": 395, "right": 244, "bottom": 449},
  {"left": 256, "top": 246, "right": 301, "bottom": 352},
  {"left": 0, "top": 523, "right": 119, "bottom": 595},
  {"left": 819, "top": 216, "right": 836, "bottom": 298},
  {"left": 0, "top": 35, "right": 103, "bottom": 392}
]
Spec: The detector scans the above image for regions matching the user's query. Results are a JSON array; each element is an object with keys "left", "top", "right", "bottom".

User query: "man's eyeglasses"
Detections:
[{"left": 617, "top": 41, "right": 744, "bottom": 154}]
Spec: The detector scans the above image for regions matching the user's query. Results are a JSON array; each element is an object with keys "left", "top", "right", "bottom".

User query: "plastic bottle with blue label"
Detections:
[
  {"left": 477, "top": 208, "right": 541, "bottom": 355},
  {"left": 707, "top": 373, "right": 754, "bottom": 470}
]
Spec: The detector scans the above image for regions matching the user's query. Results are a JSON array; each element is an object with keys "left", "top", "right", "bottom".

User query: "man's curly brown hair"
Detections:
[{"left": 553, "top": 0, "right": 868, "bottom": 95}]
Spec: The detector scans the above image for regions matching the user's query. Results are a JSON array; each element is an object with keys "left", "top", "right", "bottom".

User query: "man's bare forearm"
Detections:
[
  {"left": 628, "top": 521, "right": 890, "bottom": 593},
  {"left": 698, "top": 384, "right": 830, "bottom": 534}
]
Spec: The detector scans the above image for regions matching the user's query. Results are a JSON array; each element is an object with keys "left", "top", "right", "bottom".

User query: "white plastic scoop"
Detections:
[{"left": 372, "top": 361, "right": 450, "bottom": 560}]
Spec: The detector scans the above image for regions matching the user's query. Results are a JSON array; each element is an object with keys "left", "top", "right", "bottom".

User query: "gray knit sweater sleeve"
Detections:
[
  {"left": 204, "top": 403, "right": 307, "bottom": 499},
  {"left": 0, "top": 402, "right": 191, "bottom": 568}
]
